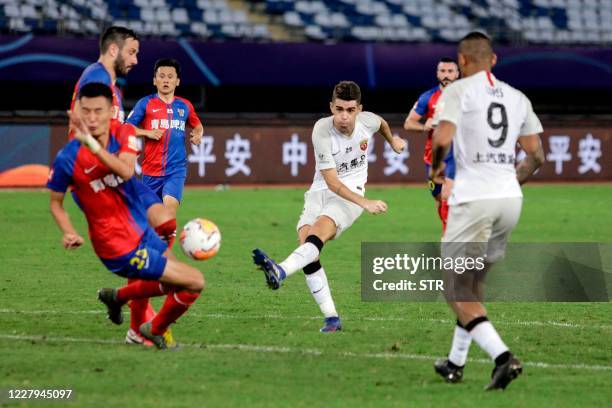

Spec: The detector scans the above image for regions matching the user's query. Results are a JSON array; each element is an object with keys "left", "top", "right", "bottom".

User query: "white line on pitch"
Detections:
[
  {"left": 0, "top": 333, "right": 610, "bottom": 372},
  {"left": 1, "top": 309, "right": 610, "bottom": 330}
]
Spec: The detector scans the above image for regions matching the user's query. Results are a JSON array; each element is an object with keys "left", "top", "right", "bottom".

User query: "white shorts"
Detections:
[
  {"left": 296, "top": 189, "right": 364, "bottom": 239},
  {"left": 442, "top": 197, "right": 522, "bottom": 263}
]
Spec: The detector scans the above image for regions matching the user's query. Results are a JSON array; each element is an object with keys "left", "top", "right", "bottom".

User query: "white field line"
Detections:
[
  {"left": 0, "top": 309, "right": 610, "bottom": 331},
  {"left": 0, "top": 333, "right": 610, "bottom": 372}
]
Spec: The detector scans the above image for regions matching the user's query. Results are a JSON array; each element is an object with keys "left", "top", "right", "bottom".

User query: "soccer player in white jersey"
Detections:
[
  {"left": 252, "top": 81, "right": 407, "bottom": 332},
  {"left": 429, "top": 32, "right": 545, "bottom": 390}
]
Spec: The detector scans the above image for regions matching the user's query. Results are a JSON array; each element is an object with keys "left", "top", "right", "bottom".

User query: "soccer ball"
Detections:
[{"left": 180, "top": 218, "right": 221, "bottom": 260}]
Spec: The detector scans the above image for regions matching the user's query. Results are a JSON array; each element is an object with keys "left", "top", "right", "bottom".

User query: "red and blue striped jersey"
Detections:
[
  {"left": 47, "top": 123, "right": 148, "bottom": 260},
  {"left": 413, "top": 86, "right": 442, "bottom": 165},
  {"left": 126, "top": 94, "right": 201, "bottom": 177},
  {"left": 69, "top": 62, "right": 124, "bottom": 139}
]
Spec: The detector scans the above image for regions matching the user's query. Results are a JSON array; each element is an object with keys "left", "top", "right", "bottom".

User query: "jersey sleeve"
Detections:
[
  {"left": 519, "top": 94, "right": 544, "bottom": 136},
  {"left": 126, "top": 97, "right": 147, "bottom": 127},
  {"left": 46, "top": 150, "right": 74, "bottom": 193},
  {"left": 413, "top": 91, "right": 430, "bottom": 116},
  {"left": 433, "top": 83, "right": 463, "bottom": 126},
  {"left": 185, "top": 100, "right": 202, "bottom": 128},
  {"left": 358, "top": 111, "right": 382, "bottom": 133},
  {"left": 312, "top": 119, "right": 335, "bottom": 171},
  {"left": 117, "top": 124, "right": 140, "bottom": 155}
]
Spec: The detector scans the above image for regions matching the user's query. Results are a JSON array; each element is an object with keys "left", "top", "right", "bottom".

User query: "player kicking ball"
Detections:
[
  {"left": 430, "top": 32, "right": 544, "bottom": 390},
  {"left": 126, "top": 58, "right": 203, "bottom": 220},
  {"left": 252, "top": 81, "right": 406, "bottom": 332},
  {"left": 48, "top": 83, "right": 205, "bottom": 349}
]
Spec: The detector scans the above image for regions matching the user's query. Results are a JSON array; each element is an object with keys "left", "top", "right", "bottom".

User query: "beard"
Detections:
[
  {"left": 114, "top": 55, "right": 130, "bottom": 78},
  {"left": 438, "top": 78, "right": 452, "bottom": 87}
]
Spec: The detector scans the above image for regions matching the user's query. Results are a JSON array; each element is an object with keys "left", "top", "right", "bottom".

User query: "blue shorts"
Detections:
[
  {"left": 142, "top": 172, "right": 186, "bottom": 203},
  {"left": 425, "top": 152, "right": 455, "bottom": 198},
  {"left": 101, "top": 227, "right": 168, "bottom": 280},
  {"left": 134, "top": 179, "right": 162, "bottom": 210}
]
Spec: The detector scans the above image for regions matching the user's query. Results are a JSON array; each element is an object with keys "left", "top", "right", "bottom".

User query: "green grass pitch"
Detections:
[{"left": 0, "top": 185, "right": 610, "bottom": 407}]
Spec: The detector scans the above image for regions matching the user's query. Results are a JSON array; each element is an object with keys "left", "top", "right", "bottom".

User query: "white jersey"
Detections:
[
  {"left": 309, "top": 111, "right": 382, "bottom": 193},
  {"left": 433, "top": 70, "right": 543, "bottom": 205}
]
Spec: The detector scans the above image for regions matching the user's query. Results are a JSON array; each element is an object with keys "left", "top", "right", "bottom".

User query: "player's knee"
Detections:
[
  {"left": 303, "top": 260, "right": 322, "bottom": 275},
  {"left": 188, "top": 268, "right": 205, "bottom": 292}
]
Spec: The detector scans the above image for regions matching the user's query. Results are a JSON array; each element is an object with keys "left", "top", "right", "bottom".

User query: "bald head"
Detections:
[
  {"left": 457, "top": 31, "right": 496, "bottom": 77},
  {"left": 458, "top": 32, "right": 493, "bottom": 63}
]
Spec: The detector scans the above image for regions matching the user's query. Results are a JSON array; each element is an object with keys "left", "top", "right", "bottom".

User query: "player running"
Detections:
[
  {"left": 430, "top": 32, "right": 545, "bottom": 390},
  {"left": 69, "top": 26, "right": 178, "bottom": 346},
  {"left": 252, "top": 81, "right": 407, "bottom": 332},
  {"left": 404, "top": 57, "right": 459, "bottom": 231},
  {"left": 48, "top": 83, "right": 205, "bottom": 349},
  {"left": 69, "top": 26, "right": 139, "bottom": 135},
  {"left": 126, "top": 58, "right": 204, "bottom": 219}
]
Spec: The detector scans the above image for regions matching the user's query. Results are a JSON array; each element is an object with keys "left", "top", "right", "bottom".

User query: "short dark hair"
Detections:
[
  {"left": 458, "top": 31, "right": 493, "bottom": 62},
  {"left": 78, "top": 82, "right": 113, "bottom": 104},
  {"left": 439, "top": 56, "right": 458, "bottom": 66},
  {"left": 332, "top": 81, "right": 361, "bottom": 103},
  {"left": 154, "top": 58, "right": 181, "bottom": 78},
  {"left": 99, "top": 26, "right": 139, "bottom": 54}
]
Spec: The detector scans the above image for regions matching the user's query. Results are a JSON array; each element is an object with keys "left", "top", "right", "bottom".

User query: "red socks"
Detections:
[
  {"left": 117, "top": 279, "right": 167, "bottom": 303},
  {"left": 151, "top": 291, "right": 200, "bottom": 335},
  {"left": 155, "top": 219, "right": 177, "bottom": 248},
  {"left": 438, "top": 199, "right": 449, "bottom": 232}
]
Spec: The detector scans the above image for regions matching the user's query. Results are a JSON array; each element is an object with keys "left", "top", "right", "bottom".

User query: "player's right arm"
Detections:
[
  {"left": 313, "top": 120, "right": 387, "bottom": 215},
  {"left": 47, "top": 152, "right": 84, "bottom": 249},
  {"left": 126, "top": 97, "right": 163, "bottom": 140},
  {"left": 320, "top": 168, "right": 387, "bottom": 214},
  {"left": 49, "top": 191, "right": 84, "bottom": 249},
  {"left": 516, "top": 96, "right": 545, "bottom": 185},
  {"left": 403, "top": 93, "right": 432, "bottom": 133}
]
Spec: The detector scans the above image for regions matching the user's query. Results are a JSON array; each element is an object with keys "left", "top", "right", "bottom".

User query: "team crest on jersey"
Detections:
[
  {"left": 359, "top": 139, "right": 368, "bottom": 151},
  {"left": 177, "top": 108, "right": 185, "bottom": 116}
]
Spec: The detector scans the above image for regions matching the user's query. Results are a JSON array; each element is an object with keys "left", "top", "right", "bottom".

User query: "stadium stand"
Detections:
[{"left": 0, "top": 0, "right": 610, "bottom": 44}]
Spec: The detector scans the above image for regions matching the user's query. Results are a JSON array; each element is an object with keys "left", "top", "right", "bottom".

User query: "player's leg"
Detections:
[
  {"left": 99, "top": 229, "right": 204, "bottom": 349},
  {"left": 279, "top": 215, "right": 336, "bottom": 276},
  {"left": 252, "top": 190, "right": 326, "bottom": 289},
  {"left": 161, "top": 173, "right": 185, "bottom": 220},
  {"left": 127, "top": 180, "right": 176, "bottom": 344},
  {"left": 298, "top": 224, "right": 342, "bottom": 332},
  {"left": 436, "top": 202, "right": 488, "bottom": 382},
  {"left": 444, "top": 199, "right": 523, "bottom": 390}
]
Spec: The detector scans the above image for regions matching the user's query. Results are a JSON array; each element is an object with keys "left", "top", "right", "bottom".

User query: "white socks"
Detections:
[
  {"left": 470, "top": 320, "right": 509, "bottom": 361},
  {"left": 305, "top": 267, "right": 338, "bottom": 318},
  {"left": 279, "top": 242, "right": 320, "bottom": 277},
  {"left": 448, "top": 323, "right": 472, "bottom": 367}
]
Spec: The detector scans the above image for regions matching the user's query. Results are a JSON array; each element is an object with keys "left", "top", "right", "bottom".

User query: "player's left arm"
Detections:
[
  {"left": 186, "top": 100, "right": 204, "bottom": 145},
  {"left": 516, "top": 96, "right": 545, "bottom": 185},
  {"left": 516, "top": 134, "right": 544, "bottom": 184},
  {"left": 378, "top": 116, "right": 407, "bottom": 154}
]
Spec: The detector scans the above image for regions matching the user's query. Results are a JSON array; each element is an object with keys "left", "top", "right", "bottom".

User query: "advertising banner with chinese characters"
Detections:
[
  {"left": 179, "top": 126, "right": 610, "bottom": 184},
  {"left": 3, "top": 124, "right": 607, "bottom": 187}
]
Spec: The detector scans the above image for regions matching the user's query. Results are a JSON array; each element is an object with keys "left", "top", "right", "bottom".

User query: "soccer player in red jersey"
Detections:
[
  {"left": 69, "top": 27, "right": 178, "bottom": 345},
  {"left": 404, "top": 57, "right": 459, "bottom": 232},
  {"left": 127, "top": 58, "right": 203, "bottom": 219},
  {"left": 69, "top": 26, "right": 139, "bottom": 137},
  {"left": 49, "top": 83, "right": 204, "bottom": 349}
]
